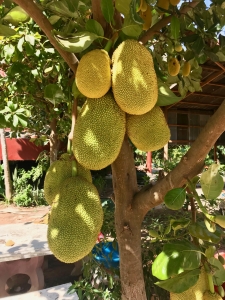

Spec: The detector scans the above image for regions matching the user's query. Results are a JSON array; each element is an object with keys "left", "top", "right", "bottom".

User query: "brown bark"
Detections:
[
  {"left": 12, "top": 0, "right": 78, "bottom": 74},
  {"left": 49, "top": 118, "right": 58, "bottom": 164},
  {"left": 133, "top": 100, "right": 225, "bottom": 218},
  {"left": 111, "top": 136, "right": 146, "bottom": 299},
  {"left": 0, "top": 129, "right": 12, "bottom": 200}
]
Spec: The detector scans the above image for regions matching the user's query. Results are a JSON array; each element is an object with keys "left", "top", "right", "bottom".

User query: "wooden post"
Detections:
[{"left": 146, "top": 152, "right": 152, "bottom": 173}]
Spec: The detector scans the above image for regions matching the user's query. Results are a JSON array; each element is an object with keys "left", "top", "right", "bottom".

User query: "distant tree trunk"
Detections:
[
  {"left": 49, "top": 119, "right": 58, "bottom": 164},
  {"left": 0, "top": 129, "right": 12, "bottom": 200}
]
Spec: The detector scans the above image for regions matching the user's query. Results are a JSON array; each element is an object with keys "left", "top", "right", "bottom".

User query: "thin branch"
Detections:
[
  {"left": 139, "top": 1, "right": 200, "bottom": 44},
  {"left": 12, "top": 0, "right": 79, "bottom": 74},
  {"left": 133, "top": 100, "right": 225, "bottom": 217}
]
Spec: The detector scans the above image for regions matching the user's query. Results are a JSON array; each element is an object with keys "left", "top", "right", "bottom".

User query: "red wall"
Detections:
[{"left": 0, "top": 138, "right": 49, "bottom": 161}]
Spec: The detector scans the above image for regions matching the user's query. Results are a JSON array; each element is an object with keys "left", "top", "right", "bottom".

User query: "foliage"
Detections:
[
  {"left": 12, "top": 162, "right": 48, "bottom": 206},
  {"left": 0, "top": 164, "right": 5, "bottom": 198},
  {"left": 151, "top": 163, "right": 225, "bottom": 294}
]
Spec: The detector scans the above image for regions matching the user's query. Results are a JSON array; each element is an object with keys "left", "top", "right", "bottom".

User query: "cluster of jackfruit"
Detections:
[
  {"left": 73, "top": 39, "right": 171, "bottom": 171},
  {"left": 44, "top": 154, "right": 103, "bottom": 263}
]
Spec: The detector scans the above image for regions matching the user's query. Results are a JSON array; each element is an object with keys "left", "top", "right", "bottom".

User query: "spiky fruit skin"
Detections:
[
  {"left": 126, "top": 106, "right": 170, "bottom": 152},
  {"left": 170, "top": 268, "right": 208, "bottom": 300},
  {"left": 47, "top": 177, "right": 103, "bottom": 263},
  {"left": 157, "top": 0, "right": 170, "bottom": 11},
  {"left": 170, "top": 0, "right": 180, "bottom": 6},
  {"left": 168, "top": 57, "right": 180, "bottom": 76},
  {"left": 140, "top": 5, "right": 152, "bottom": 30},
  {"left": 73, "top": 92, "right": 126, "bottom": 170},
  {"left": 203, "top": 291, "right": 223, "bottom": 300},
  {"left": 75, "top": 49, "right": 111, "bottom": 98},
  {"left": 182, "top": 61, "right": 191, "bottom": 77},
  {"left": 44, "top": 159, "right": 92, "bottom": 205},
  {"left": 112, "top": 39, "right": 158, "bottom": 115}
]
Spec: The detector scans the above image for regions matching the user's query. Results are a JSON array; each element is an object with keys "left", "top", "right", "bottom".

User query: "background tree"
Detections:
[{"left": 1, "top": 0, "right": 225, "bottom": 299}]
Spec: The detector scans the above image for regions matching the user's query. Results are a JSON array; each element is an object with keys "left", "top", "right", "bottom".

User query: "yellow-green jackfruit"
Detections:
[
  {"left": 203, "top": 291, "right": 223, "bottom": 300},
  {"left": 44, "top": 155, "right": 92, "bottom": 205},
  {"left": 170, "top": 0, "right": 180, "bottom": 6},
  {"left": 140, "top": 5, "right": 152, "bottom": 30},
  {"left": 157, "top": 0, "right": 170, "bottom": 12},
  {"left": 48, "top": 176, "right": 103, "bottom": 263},
  {"left": 168, "top": 57, "right": 180, "bottom": 76},
  {"left": 170, "top": 268, "right": 208, "bottom": 300},
  {"left": 112, "top": 39, "right": 158, "bottom": 115},
  {"left": 126, "top": 106, "right": 170, "bottom": 152},
  {"left": 182, "top": 61, "right": 191, "bottom": 77},
  {"left": 75, "top": 49, "right": 111, "bottom": 98},
  {"left": 72, "top": 92, "right": 126, "bottom": 170}
]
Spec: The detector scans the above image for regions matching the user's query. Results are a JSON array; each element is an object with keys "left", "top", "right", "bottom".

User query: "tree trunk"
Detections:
[
  {"left": 49, "top": 119, "right": 58, "bottom": 164},
  {"left": 112, "top": 136, "right": 147, "bottom": 300},
  {"left": 0, "top": 129, "right": 12, "bottom": 200}
]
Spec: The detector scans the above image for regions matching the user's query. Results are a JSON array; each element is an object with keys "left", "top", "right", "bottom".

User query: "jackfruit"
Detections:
[
  {"left": 48, "top": 176, "right": 103, "bottom": 263},
  {"left": 140, "top": 5, "right": 152, "bottom": 30},
  {"left": 73, "top": 92, "right": 126, "bottom": 170},
  {"left": 157, "top": 0, "right": 170, "bottom": 11},
  {"left": 75, "top": 49, "right": 111, "bottom": 98},
  {"left": 44, "top": 155, "right": 92, "bottom": 205},
  {"left": 112, "top": 39, "right": 158, "bottom": 115},
  {"left": 168, "top": 57, "right": 180, "bottom": 76},
  {"left": 182, "top": 61, "right": 191, "bottom": 77},
  {"left": 126, "top": 106, "right": 170, "bottom": 152},
  {"left": 170, "top": 268, "right": 208, "bottom": 300},
  {"left": 203, "top": 291, "right": 223, "bottom": 300},
  {"left": 137, "top": 0, "right": 148, "bottom": 12},
  {"left": 170, "top": 0, "right": 180, "bottom": 6}
]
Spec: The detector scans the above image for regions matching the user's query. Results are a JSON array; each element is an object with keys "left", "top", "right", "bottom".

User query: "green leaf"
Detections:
[
  {"left": 192, "top": 37, "right": 205, "bottom": 55},
  {"left": 180, "top": 33, "right": 199, "bottom": 44},
  {"left": 48, "top": 15, "right": 61, "bottom": 25},
  {"left": 200, "top": 164, "right": 224, "bottom": 200},
  {"left": 13, "top": 114, "right": 18, "bottom": 127},
  {"left": 205, "top": 51, "right": 219, "bottom": 62},
  {"left": 171, "top": 16, "right": 180, "bottom": 40},
  {"left": 122, "top": 14, "right": 142, "bottom": 37},
  {"left": 3, "top": 6, "right": 30, "bottom": 26},
  {"left": 115, "top": 0, "right": 131, "bottom": 16},
  {"left": 164, "top": 188, "right": 186, "bottom": 210},
  {"left": 44, "top": 84, "right": 65, "bottom": 105},
  {"left": 152, "top": 240, "right": 201, "bottom": 280},
  {"left": 47, "top": 1, "right": 77, "bottom": 18},
  {"left": 194, "top": 13, "right": 205, "bottom": 29},
  {"left": 85, "top": 20, "right": 104, "bottom": 37},
  {"left": 156, "top": 81, "right": 183, "bottom": 106},
  {"left": 3, "top": 44, "right": 15, "bottom": 60},
  {"left": 17, "top": 114, "right": 28, "bottom": 127},
  {"left": 188, "top": 221, "right": 222, "bottom": 243},
  {"left": 25, "top": 34, "right": 35, "bottom": 46},
  {"left": 209, "top": 257, "right": 225, "bottom": 286},
  {"left": 72, "top": 80, "right": 85, "bottom": 99},
  {"left": 205, "top": 246, "right": 216, "bottom": 259},
  {"left": 155, "top": 269, "right": 201, "bottom": 293},
  {"left": 130, "top": 0, "right": 144, "bottom": 25},
  {"left": 54, "top": 31, "right": 99, "bottom": 53},
  {"left": 101, "top": 0, "right": 114, "bottom": 23},
  {"left": 170, "top": 218, "right": 190, "bottom": 234},
  {"left": 17, "top": 36, "right": 25, "bottom": 52},
  {"left": 0, "top": 24, "right": 16, "bottom": 37}
]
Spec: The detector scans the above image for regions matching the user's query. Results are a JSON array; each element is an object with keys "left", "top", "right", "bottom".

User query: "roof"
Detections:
[{"left": 169, "top": 60, "right": 225, "bottom": 112}]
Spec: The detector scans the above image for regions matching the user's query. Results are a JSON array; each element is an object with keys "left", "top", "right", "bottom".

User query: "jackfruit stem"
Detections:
[
  {"left": 72, "top": 160, "right": 77, "bottom": 177},
  {"left": 67, "top": 139, "right": 72, "bottom": 154},
  {"left": 104, "top": 32, "right": 118, "bottom": 52}
]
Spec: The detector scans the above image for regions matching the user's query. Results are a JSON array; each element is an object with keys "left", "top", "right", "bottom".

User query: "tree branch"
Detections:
[
  {"left": 139, "top": 1, "right": 200, "bottom": 44},
  {"left": 133, "top": 100, "right": 225, "bottom": 217},
  {"left": 12, "top": 0, "right": 79, "bottom": 74}
]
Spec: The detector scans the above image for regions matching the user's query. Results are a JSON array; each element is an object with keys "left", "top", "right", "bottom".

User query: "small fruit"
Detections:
[
  {"left": 157, "top": 0, "right": 170, "bottom": 12},
  {"left": 170, "top": 0, "right": 180, "bottom": 6},
  {"left": 140, "top": 5, "right": 152, "bottom": 30},
  {"left": 182, "top": 61, "right": 191, "bottom": 77},
  {"left": 175, "top": 43, "right": 183, "bottom": 52},
  {"left": 168, "top": 57, "right": 180, "bottom": 76}
]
